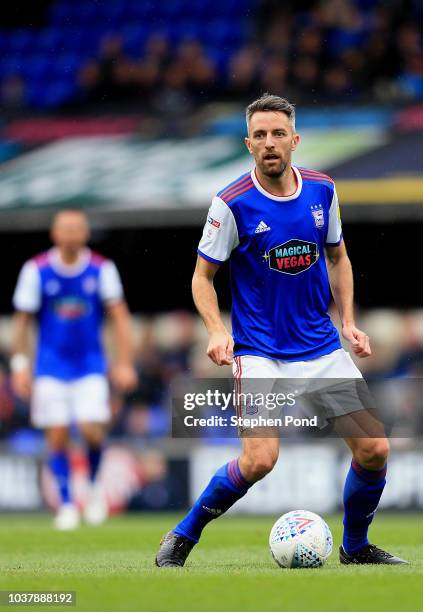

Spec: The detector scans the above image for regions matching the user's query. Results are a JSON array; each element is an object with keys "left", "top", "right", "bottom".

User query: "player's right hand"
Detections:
[
  {"left": 110, "top": 362, "right": 138, "bottom": 393},
  {"left": 207, "top": 331, "right": 234, "bottom": 366},
  {"left": 342, "top": 324, "right": 371, "bottom": 358},
  {"left": 11, "top": 370, "right": 32, "bottom": 400}
]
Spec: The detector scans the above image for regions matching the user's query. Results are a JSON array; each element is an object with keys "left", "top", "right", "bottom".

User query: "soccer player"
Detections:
[
  {"left": 11, "top": 210, "right": 137, "bottom": 530},
  {"left": 156, "top": 94, "right": 408, "bottom": 566}
]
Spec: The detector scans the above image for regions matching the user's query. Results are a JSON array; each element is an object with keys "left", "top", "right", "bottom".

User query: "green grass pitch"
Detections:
[{"left": 0, "top": 513, "right": 421, "bottom": 612}]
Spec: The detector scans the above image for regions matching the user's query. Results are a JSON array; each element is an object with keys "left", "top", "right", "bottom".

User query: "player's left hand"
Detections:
[
  {"left": 110, "top": 362, "right": 138, "bottom": 392},
  {"left": 342, "top": 324, "right": 371, "bottom": 358}
]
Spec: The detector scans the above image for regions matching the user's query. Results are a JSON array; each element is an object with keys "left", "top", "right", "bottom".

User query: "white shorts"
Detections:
[
  {"left": 232, "top": 349, "right": 369, "bottom": 427},
  {"left": 233, "top": 349, "right": 362, "bottom": 380},
  {"left": 31, "top": 375, "right": 111, "bottom": 429}
]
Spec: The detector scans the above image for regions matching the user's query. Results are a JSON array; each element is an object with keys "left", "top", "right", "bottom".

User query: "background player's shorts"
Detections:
[
  {"left": 31, "top": 374, "right": 110, "bottom": 428},
  {"left": 232, "top": 349, "right": 374, "bottom": 429}
]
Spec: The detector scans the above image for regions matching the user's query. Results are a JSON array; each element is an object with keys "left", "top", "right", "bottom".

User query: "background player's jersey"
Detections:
[
  {"left": 198, "top": 166, "right": 343, "bottom": 361},
  {"left": 13, "top": 247, "right": 123, "bottom": 380}
]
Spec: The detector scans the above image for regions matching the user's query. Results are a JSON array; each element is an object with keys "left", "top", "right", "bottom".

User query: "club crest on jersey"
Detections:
[
  {"left": 83, "top": 276, "right": 97, "bottom": 294},
  {"left": 311, "top": 204, "right": 324, "bottom": 229},
  {"left": 267, "top": 239, "right": 319, "bottom": 275},
  {"left": 245, "top": 401, "right": 258, "bottom": 415},
  {"left": 45, "top": 279, "right": 61, "bottom": 296}
]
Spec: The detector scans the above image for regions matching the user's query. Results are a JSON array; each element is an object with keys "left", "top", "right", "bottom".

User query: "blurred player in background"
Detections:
[
  {"left": 11, "top": 210, "right": 137, "bottom": 530},
  {"left": 156, "top": 94, "right": 407, "bottom": 567}
]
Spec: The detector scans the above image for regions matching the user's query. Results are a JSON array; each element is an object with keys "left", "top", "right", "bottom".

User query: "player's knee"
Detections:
[
  {"left": 371, "top": 438, "right": 390, "bottom": 465},
  {"left": 243, "top": 451, "right": 277, "bottom": 482},
  {"left": 46, "top": 427, "right": 68, "bottom": 452},
  {"left": 79, "top": 423, "right": 105, "bottom": 447},
  {"left": 355, "top": 438, "right": 389, "bottom": 469},
  {"left": 48, "top": 440, "right": 67, "bottom": 453}
]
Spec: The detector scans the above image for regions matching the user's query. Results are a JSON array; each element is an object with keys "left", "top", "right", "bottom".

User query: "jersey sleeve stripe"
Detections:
[
  {"left": 33, "top": 252, "right": 49, "bottom": 268},
  {"left": 300, "top": 174, "right": 335, "bottom": 185},
  {"left": 298, "top": 166, "right": 331, "bottom": 175},
  {"left": 219, "top": 175, "right": 252, "bottom": 200},
  {"left": 220, "top": 178, "right": 251, "bottom": 200},
  {"left": 224, "top": 182, "right": 255, "bottom": 203},
  {"left": 301, "top": 171, "right": 334, "bottom": 179},
  {"left": 90, "top": 251, "right": 107, "bottom": 266},
  {"left": 298, "top": 168, "right": 334, "bottom": 183},
  {"left": 300, "top": 169, "right": 333, "bottom": 178},
  {"left": 300, "top": 168, "right": 329, "bottom": 175},
  {"left": 197, "top": 249, "right": 224, "bottom": 265}
]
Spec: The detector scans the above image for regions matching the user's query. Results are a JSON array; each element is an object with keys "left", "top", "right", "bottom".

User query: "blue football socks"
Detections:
[
  {"left": 174, "top": 459, "right": 252, "bottom": 543},
  {"left": 343, "top": 459, "right": 387, "bottom": 554},
  {"left": 48, "top": 451, "right": 71, "bottom": 504},
  {"left": 87, "top": 445, "right": 103, "bottom": 482}
]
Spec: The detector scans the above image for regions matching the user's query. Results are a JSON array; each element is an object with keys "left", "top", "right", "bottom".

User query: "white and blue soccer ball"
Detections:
[{"left": 269, "top": 510, "right": 333, "bottom": 568}]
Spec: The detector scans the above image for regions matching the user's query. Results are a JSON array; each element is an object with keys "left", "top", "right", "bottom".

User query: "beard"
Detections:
[{"left": 259, "top": 158, "right": 287, "bottom": 178}]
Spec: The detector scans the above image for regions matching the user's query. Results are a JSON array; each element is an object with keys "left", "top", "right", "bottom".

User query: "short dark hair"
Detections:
[{"left": 246, "top": 93, "right": 296, "bottom": 130}]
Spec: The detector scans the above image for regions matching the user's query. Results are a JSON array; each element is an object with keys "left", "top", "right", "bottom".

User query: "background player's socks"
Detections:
[
  {"left": 87, "top": 445, "right": 103, "bottom": 482},
  {"left": 343, "top": 459, "right": 387, "bottom": 554},
  {"left": 174, "top": 459, "right": 252, "bottom": 543},
  {"left": 48, "top": 451, "right": 71, "bottom": 504},
  {"left": 84, "top": 445, "right": 108, "bottom": 525}
]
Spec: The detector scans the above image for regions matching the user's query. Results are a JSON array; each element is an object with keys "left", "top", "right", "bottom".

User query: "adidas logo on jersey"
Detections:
[{"left": 255, "top": 221, "right": 271, "bottom": 234}]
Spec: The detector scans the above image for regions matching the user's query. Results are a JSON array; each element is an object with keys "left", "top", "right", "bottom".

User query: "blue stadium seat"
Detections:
[
  {"left": 398, "top": 73, "right": 423, "bottom": 99},
  {"left": 60, "top": 27, "right": 92, "bottom": 51},
  {"left": 0, "top": 54, "right": 25, "bottom": 77},
  {"left": 230, "top": 0, "right": 257, "bottom": 17},
  {"left": 49, "top": 1, "right": 84, "bottom": 27},
  {"left": 48, "top": 1, "right": 70, "bottom": 25},
  {"left": 68, "top": 2, "right": 99, "bottom": 25},
  {"left": 172, "top": 20, "right": 202, "bottom": 45},
  {"left": 126, "top": 1, "right": 156, "bottom": 21},
  {"left": 34, "top": 27, "right": 64, "bottom": 52},
  {"left": 0, "top": 31, "right": 10, "bottom": 55},
  {"left": 183, "top": 0, "right": 212, "bottom": 19},
  {"left": 204, "top": 0, "right": 254, "bottom": 17},
  {"left": 21, "top": 54, "right": 51, "bottom": 80},
  {"left": 207, "top": 47, "right": 234, "bottom": 76},
  {"left": 327, "top": 27, "right": 368, "bottom": 54},
  {"left": 100, "top": 0, "right": 128, "bottom": 20},
  {"left": 122, "top": 24, "right": 149, "bottom": 57},
  {"left": 28, "top": 77, "right": 76, "bottom": 108},
  {"left": 122, "top": 24, "right": 148, "bottom": 45},
  {"left": 54, "top": 53, "right": 82, "bottom": 78},
  {"left": 204, "top": 20, "right": 242, "bottom": 46},
  {"left": 160, "top": 0, "right": 190, "bottom": 20},
  {"left": 145, "top": 25, "right": 174, "bottom": 45},
  {"left": 81, "top": 27, "right": 108, "bottom": 53},
  {"left": 7, "top": 29, "right": 35, "bottom": 53}
]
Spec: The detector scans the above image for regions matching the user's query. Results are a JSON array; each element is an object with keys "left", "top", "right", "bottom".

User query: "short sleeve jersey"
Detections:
[
  {"left": 198, "top": 166, "right": 343, "bottom": 361},
  {"left": 13, "top": 248, "right": 123, "bottom": 380}
]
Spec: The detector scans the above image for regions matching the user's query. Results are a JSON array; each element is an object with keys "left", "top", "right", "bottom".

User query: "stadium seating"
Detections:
[
  {"left": 0, "top": 0, "right": 255, "bottom": 108},
  {"left": 0, "top": 0, "right": 422, "bottom": 109}
]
